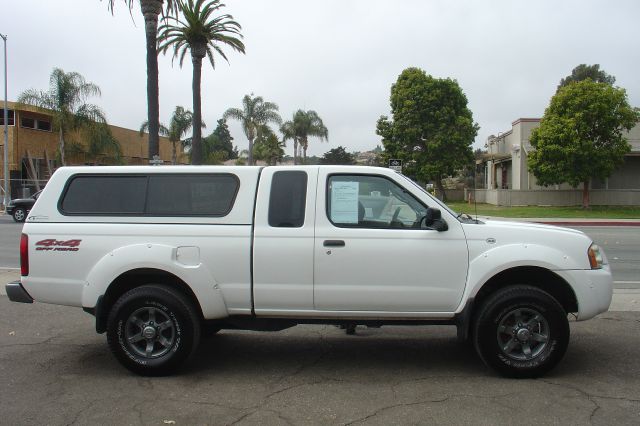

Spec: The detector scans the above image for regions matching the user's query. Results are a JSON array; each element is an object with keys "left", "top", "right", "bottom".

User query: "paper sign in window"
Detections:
[{"left": 331, "top": 181, "right": 359, "bottom": 224}]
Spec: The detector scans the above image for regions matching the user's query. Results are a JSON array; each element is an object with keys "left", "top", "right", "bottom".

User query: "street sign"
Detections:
[
  {"left": 389, "top": 159, "right": 402, "bottom": 172},
  {"left": 149, "top": 155, "right": 164, "bottom": 166}
]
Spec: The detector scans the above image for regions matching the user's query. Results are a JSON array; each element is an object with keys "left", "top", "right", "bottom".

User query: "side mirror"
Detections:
[{"left": 421, "top": 207, "right": 448, "bottom": 232}]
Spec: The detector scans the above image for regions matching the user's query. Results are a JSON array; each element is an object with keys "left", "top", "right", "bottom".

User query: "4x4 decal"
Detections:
[{"left": 35, "top": 239, "right": 82, "bottom": 252}]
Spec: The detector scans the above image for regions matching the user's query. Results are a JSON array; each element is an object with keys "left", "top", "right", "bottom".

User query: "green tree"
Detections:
[
  {"left": 107, "top": 0, "right": 178, "bottom": 161},
  {"left": 18, "top": 68, "right": 108, "bottom": 166},
  {"left": 319, "top": 146, "right": 356, "bottom": 165},
  {"left": 558, "top": 64, "right": 616, "bottom": 92},
  {"left": 376, "top": 67, "right": 478, "bottom": 200},
  {"left": 253, "top": 126, "right": 285, "bottom": 166},
  {"left": 528, "top": 80, "right": 639, "bottom": 208},
  {"left": 141, "top": 106, "right": 197, "bottom": 164},
  {"left": 203, "top": 118, "right": 237, "bottom": 161},
  {"left": 86, "top": 123, "right": 123, "bottom": 164},
  {"left": 281, "top": 110, "right": 328, "bottom": 164},
  {"left": 158, "top": 0, "right": 245, "bottom": 165},
  {"left": 224, "top": 94, "right": 282, "bottom": 166}
]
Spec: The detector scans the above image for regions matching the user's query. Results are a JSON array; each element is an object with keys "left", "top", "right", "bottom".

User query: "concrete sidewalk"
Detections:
[{"left": 1, "top": 268, "right": 637, "bottom": 312}]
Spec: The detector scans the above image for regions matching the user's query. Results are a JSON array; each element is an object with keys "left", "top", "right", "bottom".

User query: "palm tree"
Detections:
[
  {"left": 224, "top": 94, "right": 282, "bottom": 166},
  {"left": 107, "top": 0, "right": 178, "bottom": 161},
  {"left": 281, "top": 110, "right": 328, "bottom": 164},
  {"left": 141, "top": 106, "right": 196, "bottom": 164},
  {"left": 18, "top": 68, "right": 107, "bottom": 166},
  {"left": 158, "top": 0, "right": 245, "bottom": 165}
]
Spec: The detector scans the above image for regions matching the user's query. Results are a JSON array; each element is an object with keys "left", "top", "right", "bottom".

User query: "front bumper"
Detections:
[{"left": 5, "top": 281, "right": 34, "bottom": 303}]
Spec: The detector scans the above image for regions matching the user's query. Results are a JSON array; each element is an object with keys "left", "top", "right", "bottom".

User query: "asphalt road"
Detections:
[
  {"left": 1, "top": 296, "right": 639, "bottom": 425},
  {"left": 1, "top": 214, "right": 637, "bottom": 287}
]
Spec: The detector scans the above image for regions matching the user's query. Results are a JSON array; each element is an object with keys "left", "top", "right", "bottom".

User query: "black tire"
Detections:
[
  {"left": 12, "top": 207, "right": 26, "bottom": 222},
  {"left": 473, "top": 285, "right": 569, "bottom": 378},
  {"left": 106, "top": 285, "right": 201, "bottom": 376}
]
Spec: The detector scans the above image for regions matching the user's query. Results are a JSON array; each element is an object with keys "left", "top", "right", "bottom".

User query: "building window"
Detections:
[
  {"left": 21, "top": 117, "right": 36, "bottom": 129},
  {"left": 0, "top": 109, "right": 15, "bottom": 126},
  {"left": 37, "top": 119, "right": 51, "bottom": 131},
  {"left": 19, "top": 115, "right": 52, "bottom": 132}
]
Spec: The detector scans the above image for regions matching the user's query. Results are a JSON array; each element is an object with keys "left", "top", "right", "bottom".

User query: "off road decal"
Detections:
[{"left": 35, "top": 239, "right": 82, "bottom": 252}]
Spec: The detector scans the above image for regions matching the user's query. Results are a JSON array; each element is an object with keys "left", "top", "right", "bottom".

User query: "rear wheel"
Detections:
[
  {"left": 106, "top": 285, "right": 201, "bottom": 376},
  {"left": 473, "top": 285, "right": 569, "bottom": 378},
  {"left": 12, "top": 207, "right": 26, "bottom": 222}
]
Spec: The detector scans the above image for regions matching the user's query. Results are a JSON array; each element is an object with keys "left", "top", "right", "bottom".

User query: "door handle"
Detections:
[{"left": 323, "top": 240, "right": 345, "bottom": 247}]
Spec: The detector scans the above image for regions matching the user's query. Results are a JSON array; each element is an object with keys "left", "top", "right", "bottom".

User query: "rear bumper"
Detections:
[{"left": 5, "top": 281, "right": 34, "bottom": 303}]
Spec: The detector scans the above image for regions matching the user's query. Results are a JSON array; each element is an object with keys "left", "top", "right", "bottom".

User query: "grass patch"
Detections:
[{"left": 445, "top": 202, "right": 640, "bottom": 219}]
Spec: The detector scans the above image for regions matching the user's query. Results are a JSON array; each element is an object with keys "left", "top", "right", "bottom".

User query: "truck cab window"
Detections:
[
  {"left": 268, "top": 171, "right": 308, "bottom": 227},
  {"left": 327, "top": 175, "right": 427, "bottom": 229}
]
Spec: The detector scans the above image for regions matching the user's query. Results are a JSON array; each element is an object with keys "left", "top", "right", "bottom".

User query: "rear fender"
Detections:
[{"left": 82, "top": 243, "right": 228, "bottom": 319}]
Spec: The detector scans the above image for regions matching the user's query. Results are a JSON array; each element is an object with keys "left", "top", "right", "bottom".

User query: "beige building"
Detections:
[
  {"left": 1, "top": 101, "right": 186, "bottom": 199},
  {"left": 478, "top": 118, "right": 640, "bottom": 205}
]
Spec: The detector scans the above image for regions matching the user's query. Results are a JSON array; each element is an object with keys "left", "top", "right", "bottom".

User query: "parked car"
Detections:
[{"left": 6, "top": 190, "right": 42, "bottom": 222}]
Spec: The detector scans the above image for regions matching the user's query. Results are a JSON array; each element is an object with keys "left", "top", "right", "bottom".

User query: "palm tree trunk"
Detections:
[
  {"left": 191, "top": 52, "right": 203, "bottom": 165},
  {"left": 247, "top": 136, "right": 255, "bottom": 166},
  {"left": 171, "top": 141, "right": 177, "bottom": 165},
  {"left": 140, "top": 0, "right": 163, "bottom": 162},
  {"left": 58, "top": 127, "right": 66, "bottom": 166},
  {"left": 293, "top": 139, "right": 298, "bottom": 165}
]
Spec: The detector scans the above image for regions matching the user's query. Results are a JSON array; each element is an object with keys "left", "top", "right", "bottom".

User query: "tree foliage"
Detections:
[
  {"left": 376, "top": 67, "right": 477, "bottom": 200},
  {"left": 253, "top": 126, "right": 285, "bottom": 166},
  {"left": 141, "top": 105, "right": 198, "bottom": 164},
  {"left": 202, "top": 118, "right": 238, "bottom": 163},
  {"left": 158, "top": 0, "right": 244, "bottom": 164},
  {"left": 319, "top": 146, "right": 356, "bottom": 165},
  {"left": 528, "top": 80, "right": 639, "bottom": 208},
  {"left": 557, "top": 64, "right": 615, "bottom": 92},
  {"left": 224, "top": 94, "right": 281, "bottom": 165},
  {"left": 18, "top": 68, "right": 110, "bottom": 166}
]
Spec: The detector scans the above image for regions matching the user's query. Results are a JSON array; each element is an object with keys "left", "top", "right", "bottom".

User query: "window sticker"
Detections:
[{"left": 331, "top": 181, "right": 359, "bottom": 224}]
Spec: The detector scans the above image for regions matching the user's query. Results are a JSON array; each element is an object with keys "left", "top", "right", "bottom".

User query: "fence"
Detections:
[
  {"left": 1, "top": 178, "right": 48, "bottom": 204},
  {"left": 470, "top": 189, "right": 640, "bottom": 206}
]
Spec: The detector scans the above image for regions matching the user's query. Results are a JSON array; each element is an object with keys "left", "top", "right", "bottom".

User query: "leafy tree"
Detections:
[
  {"left": 253, "top": 126, "right": 285, "bottom": 166},
  {"left": 281, "top": 110, "right": 328, "bottom": 164},
  {"left": 86, "top": 123, "right": 123, "bottom": 164},
  {"left": 558, "top": 64, "right": 615, "bottom": 92},
  {"left": 376, "top": 67, "right": 478, "bottom": 200},
  {"left": 319, "top": 146, "right": 356, "bottom": 165},
  {"left": 141, "top": 105, "right": 197, "bottom": 164},
  {"left": 18, "top": 68, "right": 108, "bottom": 166},
  {"left": 224, "top": 94, "right": 282, "bottom": 166},
  {"left": 528, "top": 80, "right": 639, "bottom": 208},
  {"left": 203, "top": 118, "right": 237, "bottom": 161},
  {"left": 158, "top": 0, "right": 245, "bottom": 164},
  {"left": 107, "top": 0, "right": 178, "bottom": 160}
]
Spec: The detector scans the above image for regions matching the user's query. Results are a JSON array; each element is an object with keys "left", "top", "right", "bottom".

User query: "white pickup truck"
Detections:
[{"left": 6, "top": 165, "right": 612, "bottom": 377}]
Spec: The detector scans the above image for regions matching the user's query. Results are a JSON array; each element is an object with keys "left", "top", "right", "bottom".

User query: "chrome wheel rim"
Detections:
[
  {"left": 124, "top": 307, "right": 176, "bottom": 359},
  {"left": 497, "top": 308, "right": 550, "bottom": 361}
]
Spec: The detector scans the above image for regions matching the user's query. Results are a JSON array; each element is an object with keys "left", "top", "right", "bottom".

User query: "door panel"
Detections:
[
  {"left": 253, "top": 167, "right": 318, "bottom": 312},
  {"left": 314, "top": 171, "right": 468, "bottom": 312}
]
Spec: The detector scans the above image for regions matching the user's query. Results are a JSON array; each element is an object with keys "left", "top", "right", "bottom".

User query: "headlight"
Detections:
[{"left": 588, "top": 244, "right": 605, "bottom": 269}]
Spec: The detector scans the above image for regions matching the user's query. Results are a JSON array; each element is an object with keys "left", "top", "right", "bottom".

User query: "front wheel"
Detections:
[
  {"left": 473, "top": 285, "right": 569, "bottom": 378},
  {"left": 106, "top": 285, "right": 201, "bottom": 376}
]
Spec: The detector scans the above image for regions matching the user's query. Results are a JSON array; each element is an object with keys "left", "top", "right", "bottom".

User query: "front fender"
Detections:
[
  {"left": 82, "top": 243, "right": 229, "bottom": 319},
  {"left": 457, "top": 243, "right": 583, "bottom": 313}
]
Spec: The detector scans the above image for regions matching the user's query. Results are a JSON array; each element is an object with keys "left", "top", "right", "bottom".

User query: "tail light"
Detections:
[{"left": 20, "top": 234, "right": 29, "bottom": 276}]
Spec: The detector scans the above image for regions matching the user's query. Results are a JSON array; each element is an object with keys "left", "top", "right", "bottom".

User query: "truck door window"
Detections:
[
  {"left": 327, "top": 175, "right": 427, "bottom": 229},
  {"left": 268, "top": 171, "right": 308, "bottom": 227}
]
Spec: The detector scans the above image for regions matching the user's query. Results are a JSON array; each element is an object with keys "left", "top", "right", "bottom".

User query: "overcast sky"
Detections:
[{"left": 4, "top": 0, "right": 639, "bottom": 157}]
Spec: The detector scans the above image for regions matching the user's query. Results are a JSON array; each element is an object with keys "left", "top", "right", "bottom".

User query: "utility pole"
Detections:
[{"left": 1, "top": 33, "right": 8, "bottom": 208}]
